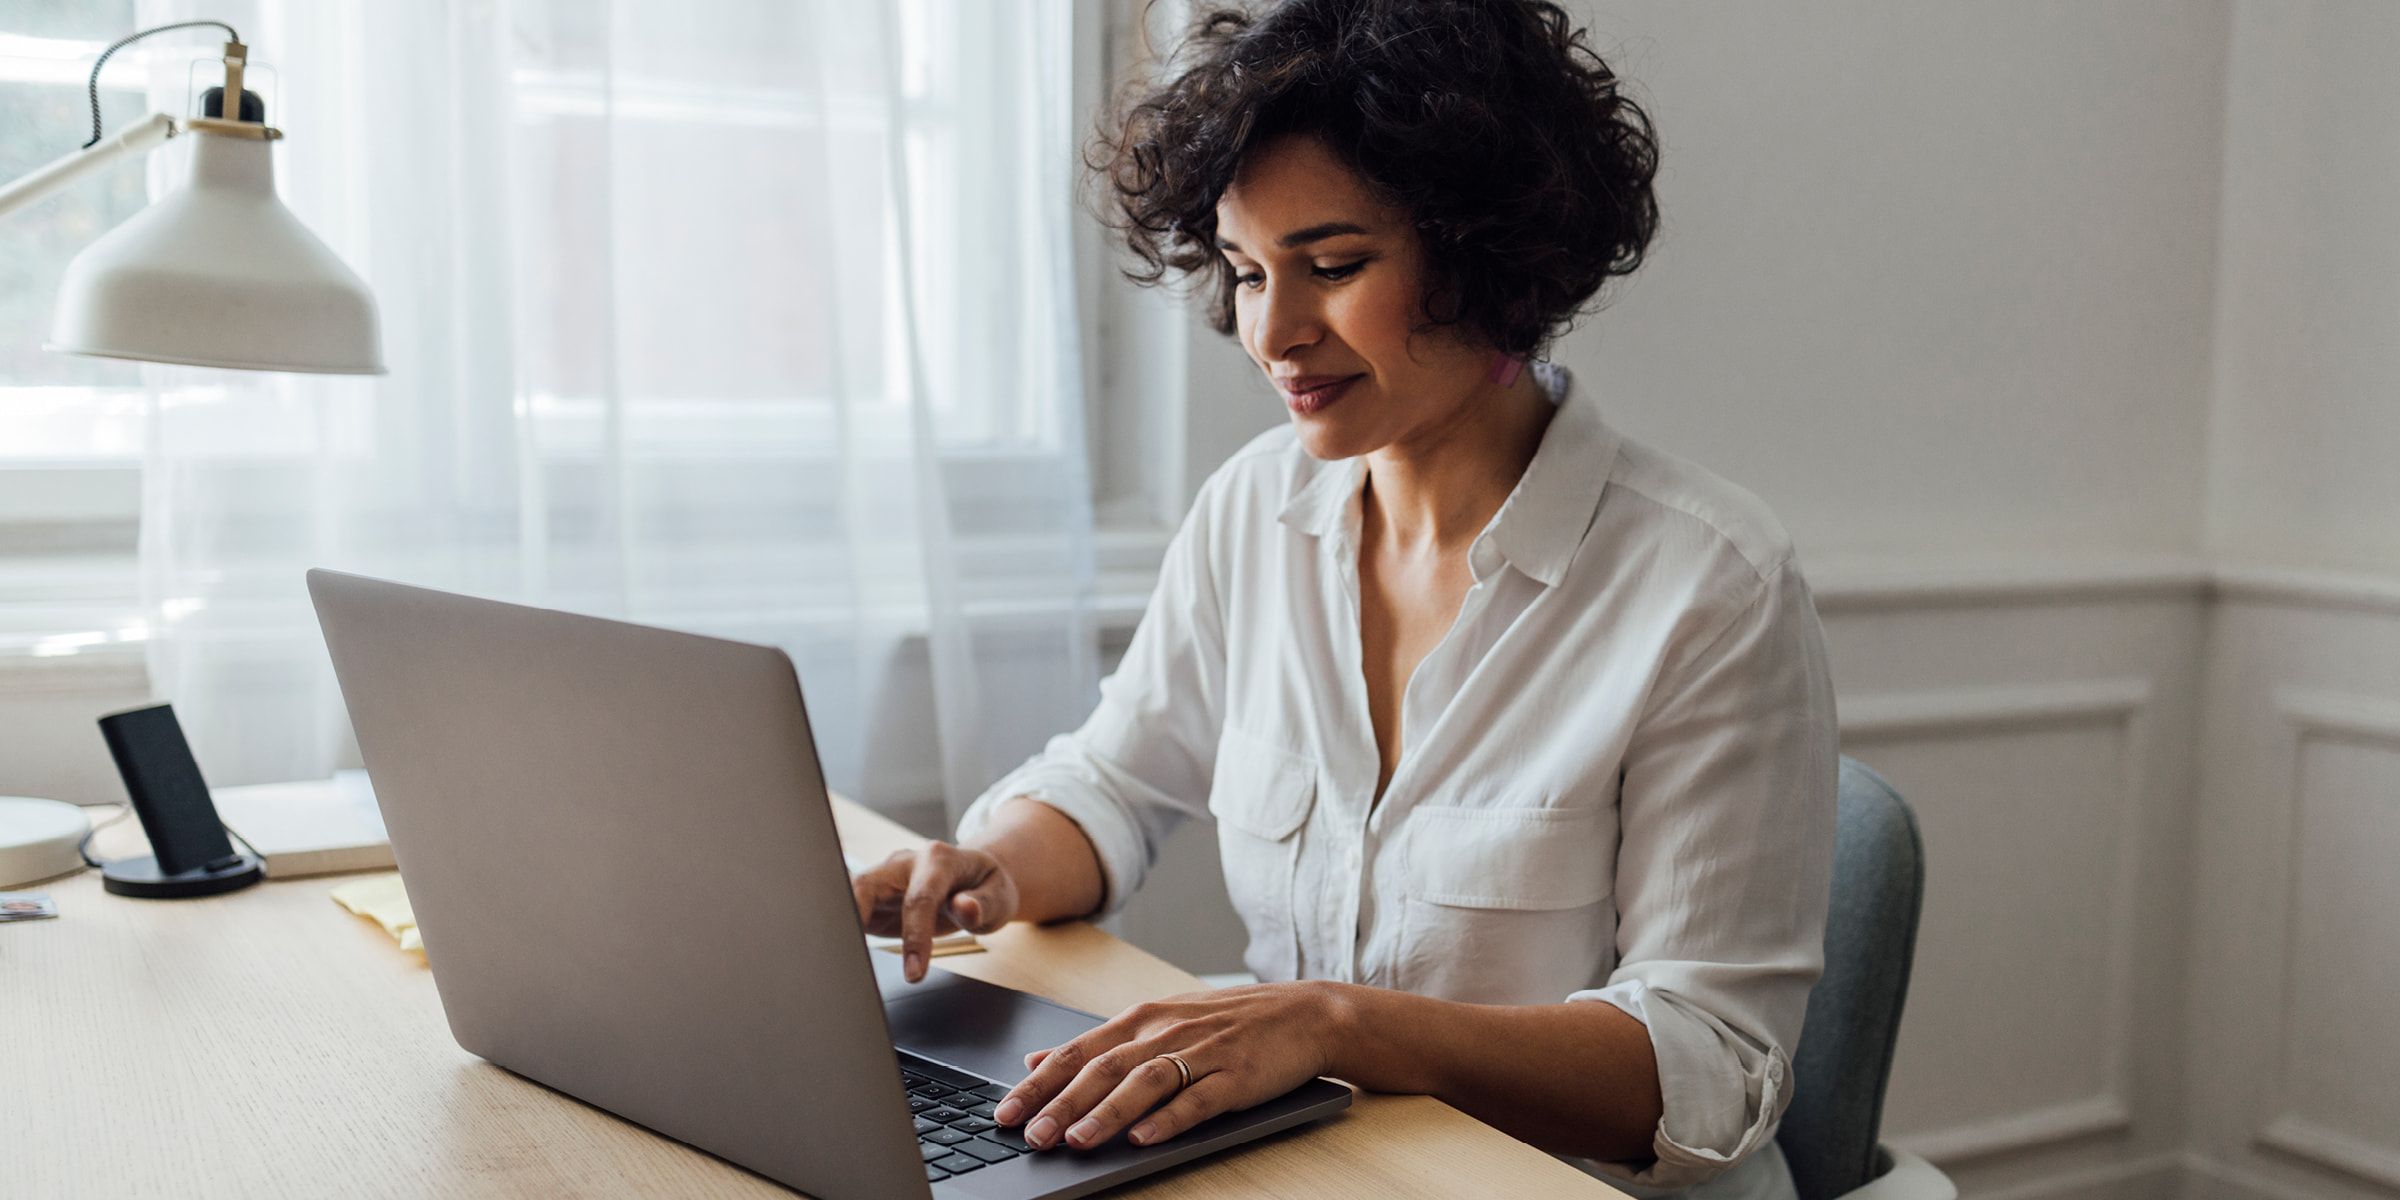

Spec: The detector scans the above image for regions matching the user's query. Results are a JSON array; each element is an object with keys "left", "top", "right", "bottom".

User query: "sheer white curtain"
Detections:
[{"left": 133, "top": 0, "right": 1098, "bottom": 820}]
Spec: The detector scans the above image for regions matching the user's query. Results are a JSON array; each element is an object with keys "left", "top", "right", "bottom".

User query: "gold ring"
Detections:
[{"left": 1157, "top": 1051, "right": 1193, "bottom": 1090}]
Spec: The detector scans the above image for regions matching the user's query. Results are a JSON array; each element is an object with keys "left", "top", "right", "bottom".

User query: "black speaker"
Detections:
[{"left": 94, "top": 704, "right": 262, "bottom": 899}]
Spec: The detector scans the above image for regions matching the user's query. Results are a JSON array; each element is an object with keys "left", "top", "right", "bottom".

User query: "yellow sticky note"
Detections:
[
  {"left": 867, "top": 931, "right": 983, "bottom": 958},
  {"left": 331, "top": 871, "right": 423, "bottom": 956}
]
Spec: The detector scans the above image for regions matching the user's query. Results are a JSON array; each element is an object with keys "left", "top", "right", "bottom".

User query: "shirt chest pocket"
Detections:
[
  {"left": 1207, "top": 728, "right": 1316, "bottom": 982},
  {"left": 1397, "top": 805, "right": 1615, "bottom": 1004}
]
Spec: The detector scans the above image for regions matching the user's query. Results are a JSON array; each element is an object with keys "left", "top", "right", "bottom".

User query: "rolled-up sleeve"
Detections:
[
  {"left": 1567, "top": 558, "right": 1838, "bottom": 1191},
  {"left": 952, "top": 478, "right": 1230, "bottom": 915}
]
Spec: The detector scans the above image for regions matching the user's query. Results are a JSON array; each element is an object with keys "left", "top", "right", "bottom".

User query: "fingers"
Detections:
[
  {"left": 997, "top": 986, "right": 1313, "bottom": 1151},
  {"left": 1126, "top": 1071, "right": 1241, "bottom": 1146},
  {"left": 852, "top": 849, "right": 914, "bottom": 932},
  {"left": 897, "top": 848, "right": 962, "bottom": 983},
  {"left": 1061, "top": 1051, "right": 1195, "bottom": 1149},
  {"left": 1020, "top": 1042, "right": 1158, "bottom": 1150},
  {"left": 996, "top": 1004, "right": 1188, "bottom": 1150},
  {"left": 996, "top": 1035, "right": 1086, "bottom": 1131},
  {"left": 998, "top": 1000, "right": 1171, "bottom": 1125},
  {"left": 853, "top": 843, "right": 1019, "bottom": 983},
  {"left": 949, "top": 872, "right": 1014, "bottom": 935}
]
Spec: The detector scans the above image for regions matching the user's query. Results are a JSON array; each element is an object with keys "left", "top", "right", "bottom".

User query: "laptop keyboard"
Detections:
[{"left": 900, "top": 1050, "right": 1034, "bottom": 1183}]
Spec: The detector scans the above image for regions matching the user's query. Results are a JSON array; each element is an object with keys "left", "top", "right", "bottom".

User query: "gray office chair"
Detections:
[{"left": 1777, "top": 758, "right": 1956, "bottom": 1200}]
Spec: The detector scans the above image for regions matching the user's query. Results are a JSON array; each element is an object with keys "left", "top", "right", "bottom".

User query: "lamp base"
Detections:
[
  {"left": 0, "top": 796, "right": 91, "bottom": 888},
  {"left": 101, "top": 852, "right": 263, "bottom": 899}
]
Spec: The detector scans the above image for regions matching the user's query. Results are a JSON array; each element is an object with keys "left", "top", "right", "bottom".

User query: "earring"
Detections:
[{"left": 1487, "top": 351, "right": 1527, "bottom": 388}]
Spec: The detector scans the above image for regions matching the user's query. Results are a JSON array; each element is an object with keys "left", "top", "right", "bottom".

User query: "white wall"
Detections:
[
  {"left": 1178, "top": 2, "right": 2232, "bottom": 565},
  {"left": 0, "top": 655, "right": 151, "bottom": 808},
  {"left": 2184, "top": 6, "right": 2400, "bottom": 1199},
  {"left": 1824, "top": 579, "right": 2204, "bottom": 1200},
  {"left": 2205, "top": 3, "right": 2400, "bottom": 576},
  {"left": 2187, "top": 587, "right": 2400, "bottom": 1200},
  {"left": 1582, "top": 2, "right": 2230, "bottom": 563}
]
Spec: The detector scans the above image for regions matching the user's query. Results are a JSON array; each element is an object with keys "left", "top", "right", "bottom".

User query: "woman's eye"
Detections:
[{"left": 1232, "top": 259, "right": 1365, "bottom": 291}]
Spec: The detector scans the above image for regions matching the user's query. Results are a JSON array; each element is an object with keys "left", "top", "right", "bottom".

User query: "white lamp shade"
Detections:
[{"left": 50, "top": 130, "right": 384, "bottom": 375}]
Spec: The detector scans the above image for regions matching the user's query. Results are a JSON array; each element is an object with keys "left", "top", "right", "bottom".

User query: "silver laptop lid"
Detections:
[{"left": 307, "top": 569, "right": 928, "bottom": 1198}]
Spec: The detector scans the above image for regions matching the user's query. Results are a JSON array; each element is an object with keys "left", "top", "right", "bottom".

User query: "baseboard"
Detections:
[
  {"left": 2181, "top": 1157, "right": 2289, "bottom": 1200},
  {"left": 2181, "top": 1151, "right": 2399, "bottom": 1200},
  {"left": 1961, "top": 1152, "right": 2185, "bottom": 1200},
  {"left": 1958, "top": 1143, "right": 2400, "bottom": 1200}
]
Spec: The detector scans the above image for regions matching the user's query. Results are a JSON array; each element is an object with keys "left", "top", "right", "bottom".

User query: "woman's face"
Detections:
[{"left": 1215, "top": 134, "right": 1494, "bottom": 462}]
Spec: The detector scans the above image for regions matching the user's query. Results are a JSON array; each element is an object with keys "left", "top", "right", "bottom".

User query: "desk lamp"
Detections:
[
  {"left": 0, "top": 21, "right": 383, "bottom": 888},
  {"left": 0, "top": 19, "right": 383, "bottom": 372}
]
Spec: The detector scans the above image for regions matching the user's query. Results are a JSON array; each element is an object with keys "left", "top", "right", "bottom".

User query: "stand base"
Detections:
[{"left": 102, "top": 852, "right": 263, "bottom": 899}]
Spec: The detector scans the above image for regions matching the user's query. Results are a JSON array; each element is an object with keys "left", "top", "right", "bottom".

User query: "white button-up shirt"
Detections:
[{"left": 958, "top": 363, "right": 1836, "bottom": 1198}]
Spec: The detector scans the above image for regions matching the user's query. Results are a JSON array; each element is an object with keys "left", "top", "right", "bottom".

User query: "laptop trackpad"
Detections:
[
  {"left": 881, "top": 962, "right": 1107, "bottom": 1087},
  {"left": 871, "top": 946, "right": 974, "bottom": 1003}
]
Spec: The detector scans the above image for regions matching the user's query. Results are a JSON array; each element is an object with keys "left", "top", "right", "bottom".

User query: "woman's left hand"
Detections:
[{"left": 992, "top": 980, "right": 1349, "bottom": 1151}]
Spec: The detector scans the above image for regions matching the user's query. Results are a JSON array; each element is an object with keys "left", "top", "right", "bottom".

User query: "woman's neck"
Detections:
[{"left": 1361, "top": 370, "right": 1555, "bottom": 556}]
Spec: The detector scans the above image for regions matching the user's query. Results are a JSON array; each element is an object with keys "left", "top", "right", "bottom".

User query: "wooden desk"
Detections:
[{"left": 3, "top": 799, "right": 1622, "bottom": 1198}]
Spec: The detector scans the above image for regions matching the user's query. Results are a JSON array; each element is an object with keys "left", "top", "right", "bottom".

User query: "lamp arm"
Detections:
[{"left": 0, "top": 111, "right": 178, "bottom": 221}]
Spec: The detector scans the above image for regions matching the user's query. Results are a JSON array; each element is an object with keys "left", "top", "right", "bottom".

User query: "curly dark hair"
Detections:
[{"left": 1090, "top": 0, "right": 1660, "bottom": 357}]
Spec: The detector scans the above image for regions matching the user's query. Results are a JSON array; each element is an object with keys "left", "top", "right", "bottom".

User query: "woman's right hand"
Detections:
[{"left": 852, "top": 842, "right": 1021, "bottom": 983}]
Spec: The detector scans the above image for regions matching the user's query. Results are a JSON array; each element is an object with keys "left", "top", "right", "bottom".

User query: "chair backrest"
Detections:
[{"left": 1777, "top": 757, "right": 1927, "bottom": 1200}]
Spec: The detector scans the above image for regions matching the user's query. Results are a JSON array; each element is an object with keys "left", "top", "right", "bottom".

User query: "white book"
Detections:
[{"left": 213, "top": 770, "right": 394, "bottom": 879}]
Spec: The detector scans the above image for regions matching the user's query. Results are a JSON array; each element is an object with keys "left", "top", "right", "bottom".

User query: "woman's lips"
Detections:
[{"left": 1281, "top": 374, "right": 1363, "bottom": 415}]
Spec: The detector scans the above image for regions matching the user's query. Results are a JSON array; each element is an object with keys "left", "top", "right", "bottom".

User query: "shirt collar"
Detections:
[
  {"left": 1276, "top": 361, "right": 1620, "bottom": 588},
  {"left": 1278, "top": 450, "right": 1364, "bottom": 542}
]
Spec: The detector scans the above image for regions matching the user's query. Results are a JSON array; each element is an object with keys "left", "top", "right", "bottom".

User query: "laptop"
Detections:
[{"left": 306, "top": 569, "right": 1352, "bottom": 1199}]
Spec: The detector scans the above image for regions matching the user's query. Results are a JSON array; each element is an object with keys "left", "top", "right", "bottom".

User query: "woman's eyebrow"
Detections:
[{"left": 1214, "top": 221, "right": 1373, "bottom": 253}]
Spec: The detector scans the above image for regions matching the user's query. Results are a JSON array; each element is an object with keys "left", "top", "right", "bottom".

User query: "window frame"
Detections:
[
  {"left": 0, "top": 26, "right": 150, "bottom": 566},
  {"left": 1077, "top": 0, "right": 1195, "bottom": 583}
]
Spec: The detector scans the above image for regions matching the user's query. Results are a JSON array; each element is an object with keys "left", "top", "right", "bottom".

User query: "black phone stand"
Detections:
[
  {"left": 95, "top": 703, "right": 265, "bottom": 899},
  {"left": 102, "top": 851, "right": 262, "bottom": 899}
]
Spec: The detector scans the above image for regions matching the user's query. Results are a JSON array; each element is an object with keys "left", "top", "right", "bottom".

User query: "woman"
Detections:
[{"left": 852, "top": 3, "right": 1836, "bottom": 1196}]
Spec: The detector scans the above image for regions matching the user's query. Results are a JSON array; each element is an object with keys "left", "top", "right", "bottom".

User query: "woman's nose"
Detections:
[{"left": 1250, "top": 279, "right": 1325, "bottom": 363}]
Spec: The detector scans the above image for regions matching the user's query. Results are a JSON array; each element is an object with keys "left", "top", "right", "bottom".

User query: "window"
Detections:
[
  {"left": 503, "top": 0, "right": 1074, "bottom": 467},
  {"left": 0, "top": 1, "right": 1163, "bottom": 661},
  {"left": 0, "top": 4, "right": 151, "bottom": 469},
  {"left": 0, "top": 2, "right": 149, "bottom": 657}
]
